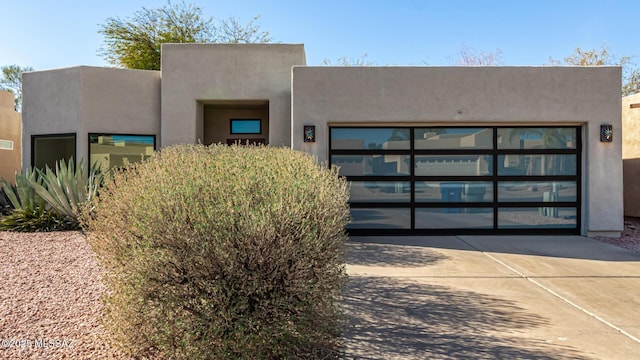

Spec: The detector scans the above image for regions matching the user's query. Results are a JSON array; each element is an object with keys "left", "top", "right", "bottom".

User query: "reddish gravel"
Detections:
[
  {"left": 595, "top": 216, "right": 640, "bottom": 253},
  {"left": 0, "top": 231, "right": 121, "bottom": 359}
]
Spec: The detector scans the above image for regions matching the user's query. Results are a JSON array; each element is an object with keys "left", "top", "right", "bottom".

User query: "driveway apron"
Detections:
[{"left": 343, "top": 235, "right": 640, "bottom": 359}]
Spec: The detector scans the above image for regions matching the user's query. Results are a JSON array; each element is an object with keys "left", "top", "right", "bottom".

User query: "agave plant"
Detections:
[
  {"left": 0, "top": 188, "right": 10, "bottom": 215},
  {"left": 0, "top": 158, "right": 104, "bottom": 231},
  {"left": 0, "top": 169, "right": 54, "bottom": 231},
  {"left": 27, "top": 158, "right": 103, "bottom": 228},
  {"left": 0, "top": 168, "right": 46, "bottom": 211}
]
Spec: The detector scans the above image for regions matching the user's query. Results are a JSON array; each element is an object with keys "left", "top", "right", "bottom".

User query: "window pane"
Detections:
[
  {"left": 231, "top": 119, "right": 261, "bottom": 134},
  {"left": 498, "top": 154, "right": 576, "bottom": 176},
  {"left": 415, "top": 181, "right": 493, "bottom": 203},
  {"left": 33, "top": 134, "right": 75, "bottom": 171},
  {"left": 349, "top": 181, "right": 410, "bottom": 202},
  {"left": 498, "top": 181, "right": 577, "bottom": 202},
  {"left": 331, "top": 128, "right": 410, "bottom": 150},
  {"left": 415, "top": 208, "right": 493, "bottom": 229},
  {"left": 498, "top": 128, "right": 577, "bottom": 149},
  {"left": 415, "top": 128, "right": 492, "bottom": 149},
  {"left": 348, "top": 208, "right": 411, "bottom": 229},
  {"left": 89, "top": 134, "right": 155, "bottom": 170},
  {"left": 415, "top": 155, "right": 493, "bottom": 176},
  {"left": 332, "top": 155, "right": 410, "bottom": 176},
  {"left": 498, "top": 207, "right": 577, "bottom": 229}
]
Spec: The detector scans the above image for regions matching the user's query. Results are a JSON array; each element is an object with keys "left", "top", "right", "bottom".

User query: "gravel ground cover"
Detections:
[
  {"left": 594, "top": 216, "right": 640, "bottom": 253},
  {"left": 0, "top": 231, "right": 121, "bottom": 359},
  {"left": 1, "top": 222, "right": 639, "bottom": 359}
]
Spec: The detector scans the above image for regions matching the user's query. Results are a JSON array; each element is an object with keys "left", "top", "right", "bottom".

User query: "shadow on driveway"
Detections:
[
  {"left": 346, "top": 242, "right": 450, "bottom": 267},
  {"left": 342, "top": 276, "right": 591, "bottom": 359}
]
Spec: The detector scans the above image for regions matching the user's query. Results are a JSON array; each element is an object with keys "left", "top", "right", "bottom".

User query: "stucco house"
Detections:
[
  {"left": 622, "top": 93, "right": 640, "bottom": 217},
  {"left": 21, "top": 43, "right": 623, "bottom": 237},
  {"left": 0, "top": 90, "right": 21, "bottom": 183}
]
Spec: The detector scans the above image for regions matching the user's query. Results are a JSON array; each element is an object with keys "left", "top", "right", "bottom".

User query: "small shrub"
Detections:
[
  {"left": 83, "top": 144, "right": 350, "bottom": 359},
  {"left": 0, "top": 205, "right": 69, "bottom": 232}
]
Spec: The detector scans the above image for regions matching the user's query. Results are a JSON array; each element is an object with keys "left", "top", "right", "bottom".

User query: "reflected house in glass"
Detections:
[
  {"left": 21, "top": 44, "right": 623, "bottom": 237},
  {"left": 89, "top": 134, "right": 156, "bottom": 170}
]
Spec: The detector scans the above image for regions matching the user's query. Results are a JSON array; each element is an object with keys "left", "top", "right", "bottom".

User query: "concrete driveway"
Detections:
[{"left": 343, "top": 236, "right": 640, "bottom": 359}]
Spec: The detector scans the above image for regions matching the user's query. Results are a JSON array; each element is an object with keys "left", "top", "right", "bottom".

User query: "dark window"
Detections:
[{"left": 32, "top": 133, "right": 76, "bottom": 171}]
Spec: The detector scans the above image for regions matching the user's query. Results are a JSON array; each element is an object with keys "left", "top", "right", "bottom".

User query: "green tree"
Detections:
[
  {"left": 549, "top": 46, "right": 639, "bottom": 96},
  {"left": 98, "top": 1, "right": 271, "bottom": 70},
  {"left": 0, "top": 64, "right": 34, "bottom": 111}
]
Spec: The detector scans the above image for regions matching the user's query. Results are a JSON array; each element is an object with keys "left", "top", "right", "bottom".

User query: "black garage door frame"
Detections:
[{"left": 329, "top": 126, "right": 581, "bottom": 236}]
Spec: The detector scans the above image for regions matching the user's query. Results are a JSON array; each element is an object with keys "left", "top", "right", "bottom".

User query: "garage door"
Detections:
[{"left": 329, "top": 126, "right": 581, "bottom": 235}]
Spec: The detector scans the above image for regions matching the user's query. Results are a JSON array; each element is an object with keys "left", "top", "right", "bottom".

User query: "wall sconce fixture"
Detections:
[
  {"left": 304, "top": 125, "right": 316, "bottom": 143},
  {"left": 600, "top": 125, "right": 613, "bottom": 142}
]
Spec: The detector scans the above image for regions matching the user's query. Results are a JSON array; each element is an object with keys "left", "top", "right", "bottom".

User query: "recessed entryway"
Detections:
[{"left": 202, "top": 100, "right": 269, "bottom": 146}]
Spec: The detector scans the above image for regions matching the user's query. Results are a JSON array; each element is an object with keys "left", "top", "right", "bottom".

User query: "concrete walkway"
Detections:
[{"left": 343, "top": 236, "right": 640, "bottom": 359}]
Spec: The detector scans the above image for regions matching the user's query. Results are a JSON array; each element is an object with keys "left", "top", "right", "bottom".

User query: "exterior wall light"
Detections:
[
  {"left": 304, "top": 125, "right": 315, "bottom": 143},
  {"left": 600, "top": 124, "right": 613, "bottom": 142}
]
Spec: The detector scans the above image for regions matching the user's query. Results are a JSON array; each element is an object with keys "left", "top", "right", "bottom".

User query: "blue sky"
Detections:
[{"left": 0, "top": 0, "right": 636, "bottom": 70}]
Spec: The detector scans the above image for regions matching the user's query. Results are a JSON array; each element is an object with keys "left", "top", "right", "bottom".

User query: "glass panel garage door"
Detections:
[{"left": 330, "top": 127, "right": 581, "bottom": 235}]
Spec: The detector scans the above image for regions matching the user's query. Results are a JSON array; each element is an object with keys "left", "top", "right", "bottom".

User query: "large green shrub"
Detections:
[{"left": 83, "top": 144, "right": 350, "bottom": 359}]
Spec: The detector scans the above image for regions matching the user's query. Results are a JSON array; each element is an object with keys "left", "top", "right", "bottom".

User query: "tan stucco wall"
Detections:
[
  {"left": 291, "top": 66, "right": 623, "bottom": 236},
  {"left": 622, "top": 93, "right": 640, "bottom": 216},
  {"left": 22, "top": 66, "right": 161, "bottom": 170},
  {"left": 0, "top": 90, "right": 21, "bottom": 182},
  {"left": 160, "top": 44, "right": 306, "bottom": 148}
]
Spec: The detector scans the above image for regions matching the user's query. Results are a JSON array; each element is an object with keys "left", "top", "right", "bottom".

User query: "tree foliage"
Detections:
[
  {"left": 549, "top": 46, "right": 639, "bottom": 96},
  {"left": 217, "top": 16, "right": 272, "bottom": 44},
  {"left": 450, "top": 45, "right": 504, "bottom": 66},
  {"left": 322, "top": 53, "right": 375, "bottom": 66},
  {"left": 622, "top": 68, "right": 640, "bottom": 96},
  {"left": 0, "top": 64, "right": 33, "bottom": 111},
  {"left": 98, "top": 0, "right": 271, "bottom": 70},
  {"left": 549, "top": 46, "right": 631, "bottom": 67}
]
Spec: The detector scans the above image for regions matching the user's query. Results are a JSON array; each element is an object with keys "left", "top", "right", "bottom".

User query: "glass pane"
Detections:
[
  {"left": 415, "top": 208, "right": 493, "bottom": 229},
  {"left": 348, "top": 208, "right": 411, "bottom": 229},
  {"left": 498, "top": 182, "right": 577, "bottom": 202},
  {"left": 498, "top": 154, "right": 576, "bottom": 176},
  {"left": 415, "top": 181, "right": 493, "bottom": 203},
  {"left": 498, "top": 128, "right": 577, "bottom": 149},
  {"left": 415, "top": 128, "right": 492, "bottom": 149},
  {"left": 231, "top": 119, "right": 261, "bottom": 134},
  {"left": 349, "top": 181, "right": 410, "bottom": 202},
  {"left": 90, "top": 134, "right": 155, "bottom": 170},
  {"left": 498, "top": 207, "right": 577, "bottom": 229},
  {"left": 415, "top": 155, "right": 493, "bottom": 176},
  {"left": 332, "top": 155, "right": 410, "bottom": 176},
  {"left": 33, "top": 134, "right": 75, "bottom": 171},
  {"left": 331, "top": 128, "right": 410, "bottom": 150}
]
